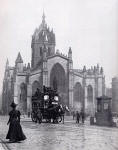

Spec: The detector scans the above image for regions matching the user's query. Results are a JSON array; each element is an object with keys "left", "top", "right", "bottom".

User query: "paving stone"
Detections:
[{"left": 0, "top": 116, "right": 118, "bottom": 150}]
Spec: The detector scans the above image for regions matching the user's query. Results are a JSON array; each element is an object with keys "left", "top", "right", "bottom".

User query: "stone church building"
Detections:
[{"left": 2, "top": 13, "right": 105, "bottom": 115}]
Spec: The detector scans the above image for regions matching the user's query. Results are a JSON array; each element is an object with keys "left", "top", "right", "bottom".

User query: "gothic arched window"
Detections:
[{"left": 73, "top": 82, "right": 84, "bottom": 110}]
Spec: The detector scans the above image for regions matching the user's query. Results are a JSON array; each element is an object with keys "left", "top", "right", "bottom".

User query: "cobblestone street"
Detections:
[{"left": 0, "top": 116, "right": 118, "bottom": 150}]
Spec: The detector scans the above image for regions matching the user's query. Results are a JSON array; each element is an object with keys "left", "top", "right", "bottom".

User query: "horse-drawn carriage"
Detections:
[{"left": 31, "top": 86, "right": 66, "bottom": 123}]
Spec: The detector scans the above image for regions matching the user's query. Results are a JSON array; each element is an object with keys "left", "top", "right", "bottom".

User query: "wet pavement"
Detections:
[{"left": 0, "top": 116, "right": 118, "bottom": 150}]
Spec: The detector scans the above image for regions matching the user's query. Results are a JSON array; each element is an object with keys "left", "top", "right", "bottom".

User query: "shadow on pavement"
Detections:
[{"left": 0, "top": 140, "right": 21, "bottom": 144}]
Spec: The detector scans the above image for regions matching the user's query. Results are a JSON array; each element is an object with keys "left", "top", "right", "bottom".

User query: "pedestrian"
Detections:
[
  {"left": 76, "top": 111, "right": 80, "bottom": 124},
  {"left": 6, "top": 102, "right": 26, "bottom": 142},
  {"left": 80, "top": 110, "right": 85, "bottom": 123},
  {"left": 72, "top": 111, "right": 76, "bottom": 120},
  {"left": 28, "top": 111, "right": 30, "bottom": 118}
]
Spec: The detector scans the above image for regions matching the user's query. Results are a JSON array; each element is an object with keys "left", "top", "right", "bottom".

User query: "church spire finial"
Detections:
[
  {"left": 5, "top": 58, "right": 9, "bottom": 69},
  {"left": 6, "top": 58, "right": 9, "bottom": 65},
  {"left": 42, "top": 11, "right": 45, "bottom": 25}
]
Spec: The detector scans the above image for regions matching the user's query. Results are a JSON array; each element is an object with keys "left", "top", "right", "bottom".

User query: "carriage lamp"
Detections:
[
  {"left": 54, "top": 96, "right": 59, "bottom": 101},
  {"left": 44, "top": 95, "right": 49, "bottom": 101}
]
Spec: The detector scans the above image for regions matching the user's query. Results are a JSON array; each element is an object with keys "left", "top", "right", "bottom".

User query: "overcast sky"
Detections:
[{"left": 0, "top": 0, "right": 118, "bottom": 92}]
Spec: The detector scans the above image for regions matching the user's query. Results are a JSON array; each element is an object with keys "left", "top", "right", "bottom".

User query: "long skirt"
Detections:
[{"left": 6, "top": 120, "right": 26, "bottom": 142}]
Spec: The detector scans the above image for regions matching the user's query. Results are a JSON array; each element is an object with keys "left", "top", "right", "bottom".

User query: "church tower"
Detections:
[{"left": 31, "top": 12, "right": 56, "bottom": 68}]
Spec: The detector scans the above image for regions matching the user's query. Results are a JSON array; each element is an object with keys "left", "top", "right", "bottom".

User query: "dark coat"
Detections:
[
  {"left": 76, "top": 112, "right": 80, "bottom": 120},
  {"left": 6, "top": 109, "right": 26, "bottom": 142}
]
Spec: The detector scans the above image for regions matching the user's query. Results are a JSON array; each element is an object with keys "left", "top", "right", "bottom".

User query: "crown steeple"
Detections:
[
  {"left": 42, "top": 11, "right": 45, "bottom": 25},
  {"left": 31, "top": 12, "right": 56, "bottom": 68}
]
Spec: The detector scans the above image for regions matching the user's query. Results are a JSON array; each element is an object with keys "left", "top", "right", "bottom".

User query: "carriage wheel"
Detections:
[
  {"left": 38, "top": 117, "right": 42, "bottom": 124},
  {"left": 45, "top": 119, "right": 51, "bottom": 123},
  {"left": 53, "top": 118, "right": 58, "bottom": 124}
]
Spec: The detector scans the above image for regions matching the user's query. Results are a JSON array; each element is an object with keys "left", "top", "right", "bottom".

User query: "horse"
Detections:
[{"left": 58, "top": 105, "right": 70, "bottom": 124}]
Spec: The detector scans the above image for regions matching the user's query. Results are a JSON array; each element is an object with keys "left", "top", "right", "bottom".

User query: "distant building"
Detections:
[
  {"left": 0, "top": 94, "right": 2, "bottom": 111},
  {"left": 106, "top": 87, "right": 112, "bottom": 98},
  {"left": 2, "top": 13, "right": 105, "bottom": 115},
  {"left": 112, "top": 77, "right": 118, "bottom": 113}
]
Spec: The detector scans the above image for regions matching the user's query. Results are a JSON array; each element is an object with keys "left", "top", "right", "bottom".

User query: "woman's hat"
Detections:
[{"left": 10, "top": 102, "right": 17, "bottom": 108}]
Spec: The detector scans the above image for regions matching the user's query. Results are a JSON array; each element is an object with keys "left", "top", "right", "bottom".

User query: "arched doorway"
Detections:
[
  {"left": 50, "top": 63, "right": 66, "bottom": 104},
  {"left": 73, "top": 82, "right": 84, "bottom": 110},
  {"left": 87, "top": 85, "right": 93, "bottom": 115},
  {"left": 20, "top": 83, "right": 27, "bottom": 113},
  {"left": 32, "top": 81, "right": 41, "bottom": 95}
]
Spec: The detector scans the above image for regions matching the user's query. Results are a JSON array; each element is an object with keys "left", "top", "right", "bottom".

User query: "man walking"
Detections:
[
  {"left": 80, "top": 110, "right": 85, "bottom": 123},
  {"left": 72, "top": 111, "right": 76, "bottom": 120},
  {"left": 76, "top": 111, "right": 80, "bottom": 124}
]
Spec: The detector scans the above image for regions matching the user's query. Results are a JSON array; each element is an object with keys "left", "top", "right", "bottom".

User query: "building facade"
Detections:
[
  {"left": 112, "top": 77, "right": 118, "bottom": 113},
  {"left": 2, "top": 14, "right": 105, "bottom": 115},
  {"left": 106, "top": 87, "right": 112, "bottom": 98}
]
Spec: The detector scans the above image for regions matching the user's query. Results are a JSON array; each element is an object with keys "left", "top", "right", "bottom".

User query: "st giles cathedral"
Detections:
[{"left": 2, "top": 13, "right": 105, "bottom": 115}]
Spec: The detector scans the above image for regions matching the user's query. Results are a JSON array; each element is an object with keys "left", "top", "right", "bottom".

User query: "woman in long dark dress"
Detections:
[{"left": 6, "top": 102, "right": 26, "bottom": 142}]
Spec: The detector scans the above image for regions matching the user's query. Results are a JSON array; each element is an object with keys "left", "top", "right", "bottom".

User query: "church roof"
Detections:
[
  {"left": 47, "top": 53, "right": 68, "bottom": 61},
  {"left": 32, "top": 13, "right": 55, "bottom": 44},
  {"left": 15, "top": 52, "right": 23, "bottom": 63}
]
